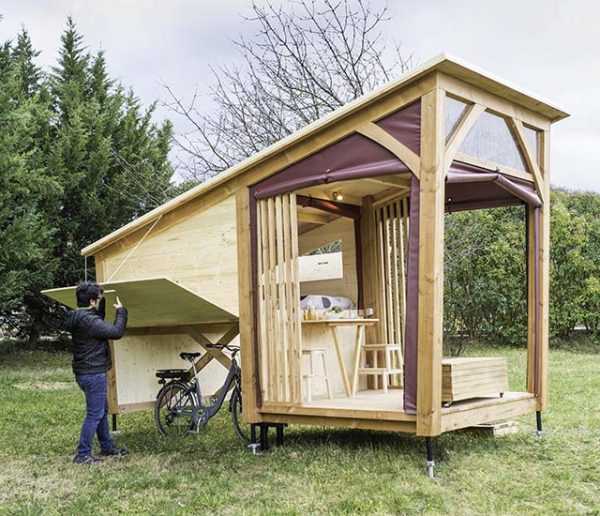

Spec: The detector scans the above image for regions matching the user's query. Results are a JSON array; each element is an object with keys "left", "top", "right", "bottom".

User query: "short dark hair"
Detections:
[{"left": 76, "top": 282, "right": 102, "bottom": 307}]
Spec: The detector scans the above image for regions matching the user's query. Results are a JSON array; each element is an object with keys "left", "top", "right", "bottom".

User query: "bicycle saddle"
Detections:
[{"left": 180, "top": 352, "right": 202, "bottom": 361}]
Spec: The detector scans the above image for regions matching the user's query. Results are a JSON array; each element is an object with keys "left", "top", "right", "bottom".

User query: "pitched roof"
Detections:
[{"left": 82, "top": 53, "right": 568, "bottom": 256}]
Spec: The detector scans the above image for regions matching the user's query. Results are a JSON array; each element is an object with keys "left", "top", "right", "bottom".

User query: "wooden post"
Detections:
[
  {"left": 526, "top": 204, "right": 536, "bottom": 395},
  {"left": 538, "top": 130, "right": 551, "bottom": 410},
  {"left": 416, "top": 85, "right": 445, "bottom": 437},
  {"left": 235, "top": 188, "right": 260, "bottom": 422}
]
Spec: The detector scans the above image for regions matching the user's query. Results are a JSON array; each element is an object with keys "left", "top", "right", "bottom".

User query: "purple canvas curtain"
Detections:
[{"left": 403, "top": 175, "right": 420, "bottom": 414}]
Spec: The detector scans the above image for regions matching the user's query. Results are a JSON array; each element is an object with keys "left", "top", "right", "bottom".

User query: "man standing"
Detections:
[{"left": 64, "top": 282, "right": 129, "bottom": 464}]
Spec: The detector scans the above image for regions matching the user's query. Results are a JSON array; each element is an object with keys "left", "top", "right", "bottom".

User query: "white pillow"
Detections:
[{"left": 300, "top": 295, "right": 354, "bottom": 310}]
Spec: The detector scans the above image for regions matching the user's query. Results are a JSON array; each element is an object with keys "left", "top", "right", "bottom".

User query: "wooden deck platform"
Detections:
[{"left": 258, "top": 389, "right": 536, "bottom": 435}]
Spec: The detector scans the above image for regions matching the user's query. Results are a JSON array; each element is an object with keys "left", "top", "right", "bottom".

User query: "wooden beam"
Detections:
[
  {"left": 453, "top": 152, "right": 535, "bottom": 183},
  {"left": 356, "top": 122, "right": 421, "bottom": 178},
  {"left": 364, "top": 175, "right": 412, "bottom": 188},
  {"left": 253, "top": 412, "right": 417, "bottom": 434},
  {"left": 372, "top": 187, "right": 410, "bottom": 208},
  {"left": 235, "top": 188, "right": 260, "bottom": 421},
  {"left": 125, "top": 326, "right": 190, "bottom": 336},
  {"left": 444, "top": 102, "right": 485, "bottom": 170},
  {"left": 416, "top": 86, "right": 446, "bottom": 437},
  {"left": 185, "top": 328, "right": 233, "bottom": 370},
  {"left": 508, "top": 118, "right": 545, "bottom": 203},
  {"left": 297, "top": 211, "right": 332, "bottom": 225}
]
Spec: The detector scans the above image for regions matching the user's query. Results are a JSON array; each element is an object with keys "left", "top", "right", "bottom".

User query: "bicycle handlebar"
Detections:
[{"left": 205, "top": 343, "right": 240, "bottom": 356}]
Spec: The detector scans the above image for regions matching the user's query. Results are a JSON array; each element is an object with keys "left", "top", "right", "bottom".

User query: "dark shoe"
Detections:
[
  {"left": 73, "top": 455, "right": 103, "bottom": 464},
  {"left": 100, "top": 446, "right": 129, "bottom": 457}
]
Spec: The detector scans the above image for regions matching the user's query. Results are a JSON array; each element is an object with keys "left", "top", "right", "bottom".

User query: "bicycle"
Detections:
[{"left": 154, "top": 344, "right": 249, "bottom": 444}]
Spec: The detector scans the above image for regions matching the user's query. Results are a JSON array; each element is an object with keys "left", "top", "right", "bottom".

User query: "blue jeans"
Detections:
[{"left": 75, "top": 373, "right": 115, "bottom": 457}]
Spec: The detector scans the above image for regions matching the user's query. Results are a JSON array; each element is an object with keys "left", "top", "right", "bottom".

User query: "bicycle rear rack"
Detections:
[{"left": 155, "top": 369, "right": 191, "bottom": 385}]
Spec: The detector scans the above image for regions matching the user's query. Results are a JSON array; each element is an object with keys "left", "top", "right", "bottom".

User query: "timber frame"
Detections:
[{"left": 71, "top": 54, "right": 567, "bottom": 440}]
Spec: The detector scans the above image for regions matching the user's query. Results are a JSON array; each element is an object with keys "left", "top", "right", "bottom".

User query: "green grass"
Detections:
[{"left": 0, "top": 341, "right": 598, "bottom": 514}]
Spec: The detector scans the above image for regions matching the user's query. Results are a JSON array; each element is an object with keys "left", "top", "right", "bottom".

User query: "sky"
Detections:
[{"left": 0, "top": 0, "right": 598, "bottom": 192}]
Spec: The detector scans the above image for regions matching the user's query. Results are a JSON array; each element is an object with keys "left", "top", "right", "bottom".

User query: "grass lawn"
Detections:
[{"left": 0, "top": 341, "right": 598, "bottom": 515}]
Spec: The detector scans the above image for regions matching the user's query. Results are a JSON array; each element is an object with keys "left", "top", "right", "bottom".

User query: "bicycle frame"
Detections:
[{"left": 185, "top": 355, "right": 241, "bottom": 426}]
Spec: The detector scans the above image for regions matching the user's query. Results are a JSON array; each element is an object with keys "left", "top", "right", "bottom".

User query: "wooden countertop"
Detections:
[{"left": 302, "top": 318, "right": 379, "bottom": 325}]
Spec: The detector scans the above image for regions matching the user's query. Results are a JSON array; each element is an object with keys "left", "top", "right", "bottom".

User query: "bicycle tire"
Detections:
[
  {"left": 230, "top": 385, "right": 250, "bottom": 444},
  {"left": 155, "top": 381, "right": 196, "bottom": 437}
]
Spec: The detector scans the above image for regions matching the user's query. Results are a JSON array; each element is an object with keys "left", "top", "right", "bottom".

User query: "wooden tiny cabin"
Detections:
[{"left": 44, "top": 55, "right": 568, "bottom": 440}]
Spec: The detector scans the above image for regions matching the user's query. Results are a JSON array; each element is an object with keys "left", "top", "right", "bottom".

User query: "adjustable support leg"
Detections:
[
  {"left": 259, "top": 424, "right": 269, "bottom": 451},
  {"left": 426, "top": 437, "right": 435, "bottom": 478},
  {"left": 275, "top": 424, "right": 285, "bottom": 447},
  {"left": 536, "top": 411, "right": 543, "bottom": 437},
  {"left": 248, "top": 424, "right": 261, "bottom": 454}
]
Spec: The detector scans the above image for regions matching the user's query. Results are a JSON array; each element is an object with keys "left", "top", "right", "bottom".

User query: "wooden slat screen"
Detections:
[
  {"left": 374, "top": 196, "right": 409, "bottom": 386},
  {"left": 256, "top": 194, "right": 302, "bottom": 404}
]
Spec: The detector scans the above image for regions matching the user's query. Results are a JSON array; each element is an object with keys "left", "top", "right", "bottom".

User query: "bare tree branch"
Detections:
[{"left": 164, "top": 0, "right": 414, "bottom": 182}]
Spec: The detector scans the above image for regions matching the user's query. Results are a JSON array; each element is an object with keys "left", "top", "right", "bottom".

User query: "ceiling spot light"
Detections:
[{"left": 332, "top": 191, "right": 344, "bottom": 201}]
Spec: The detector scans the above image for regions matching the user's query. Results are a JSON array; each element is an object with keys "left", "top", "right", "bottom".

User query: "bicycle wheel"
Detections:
[
  {"left": 155, "top": 382, "right": 196, "bottom": 437},
  {"left": 230, "top": 385, "right": 250, "bottom": 444}
]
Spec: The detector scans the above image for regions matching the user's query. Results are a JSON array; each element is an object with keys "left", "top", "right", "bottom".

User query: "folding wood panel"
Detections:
[
  {"left": 257, "top": 194, "right": 303, "bottom": 404},
  {"left": 42, "top": 277, "right": 238, "bottom": 328}
]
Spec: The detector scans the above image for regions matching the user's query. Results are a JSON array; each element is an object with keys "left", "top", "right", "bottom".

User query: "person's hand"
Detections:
[{"left": 113, "top": 296, "right": 123, "bottom": 309}]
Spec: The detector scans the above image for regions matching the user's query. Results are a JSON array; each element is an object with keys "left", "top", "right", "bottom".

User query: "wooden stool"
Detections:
[
  {"left": 302, "top": 348, "right": 333, "bottom": 402},
  {"left": 356, "top": 344, "right": 403, "bottom": 393}
]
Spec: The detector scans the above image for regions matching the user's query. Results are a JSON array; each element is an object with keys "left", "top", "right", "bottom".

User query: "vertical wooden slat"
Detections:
[
  {"left": 382, "top": 206, "right": 394, "bottom": 344},
  {"left": 390, "top": 202, "right": 402, "bottom": 346},
  {"left": 289, "top": 193, "right": 302, "bottom": 404},
  {"left": 256, "top": 201, "right": 265, "bottom": 399},
  {"left": 236, "top": 189, "right": 259, "bottom": 420},
  {"left": 396, "top": 198, "right": 407, "bottom": 343},
  {"left": 275, "top": 196, "right": 286, "bottom": 401},
  {"left": 375, "top": 207, "right": 388, "bottom": 343},
  {"left": 278, "top": 195, "right": 290, "bottom": 402},
  {"left": 266, "top": 197, "right": 279, "bottom": 402},
  {"left": 259, "top": 200, "right": 272, "bottom": 400},
  {"left": 360, "top": 196, "right": 381, "bottom": 346},
  {"left": 282, "top": 194, "right": 292, "bottom": 403}
]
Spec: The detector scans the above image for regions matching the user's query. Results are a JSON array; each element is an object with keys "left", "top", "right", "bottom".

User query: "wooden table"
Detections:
[{"left": 302, "top": 319, "right": 379, "bottom": 397}]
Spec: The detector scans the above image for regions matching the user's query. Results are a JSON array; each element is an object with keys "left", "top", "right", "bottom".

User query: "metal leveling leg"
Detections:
[{"left": 426, "top": 437, "right": 435, "bottom": 478}]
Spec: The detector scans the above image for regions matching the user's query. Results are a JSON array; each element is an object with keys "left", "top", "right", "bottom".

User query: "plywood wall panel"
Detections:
[{"left": 101, "top": 195, "right": 239, "bottom": 315}]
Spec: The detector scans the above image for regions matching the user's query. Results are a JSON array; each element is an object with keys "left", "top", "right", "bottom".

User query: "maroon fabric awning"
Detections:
[
  {"left": 252, "top": 100, "right": 422, "bottom": 199},
  {"left": 375, "top": 100, "right": 421, "bottom": 155},
  {"left": 445, "top": 161, "right": 541, "bottom": 212},
  {"left": 253, "top": 133, "right": 411, "bottom": 199}
]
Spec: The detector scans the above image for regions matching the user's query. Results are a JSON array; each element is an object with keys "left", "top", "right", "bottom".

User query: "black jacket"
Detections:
[{"left": 64, "top": 302, "right": 128, "bottom": 375}]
